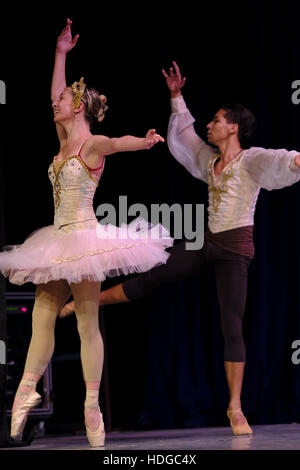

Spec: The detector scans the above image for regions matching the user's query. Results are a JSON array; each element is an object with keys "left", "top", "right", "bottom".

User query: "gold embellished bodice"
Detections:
[
  {"left": 207, "top": 152, "right": 260, "bottom": 233},
  {"left": 48, "top": 155, "right": 103, "bottom": 231}
]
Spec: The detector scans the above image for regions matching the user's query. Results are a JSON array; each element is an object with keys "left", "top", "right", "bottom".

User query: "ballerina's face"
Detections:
[{"left": 52, "top": 87, "right": 75, "bottom": 123}]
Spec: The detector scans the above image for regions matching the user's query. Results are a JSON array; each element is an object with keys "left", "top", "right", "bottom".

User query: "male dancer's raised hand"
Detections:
[{"left": 162, "top": 61, "right": 186, "bottom": 98}]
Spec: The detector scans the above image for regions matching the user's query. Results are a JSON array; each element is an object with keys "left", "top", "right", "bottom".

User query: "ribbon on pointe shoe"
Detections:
[
  {"left": 84, "top": 390, "right": 105, "bottom": 447},
  {"left": 10, "top": 380, "right": 42, "bottom": 441}
]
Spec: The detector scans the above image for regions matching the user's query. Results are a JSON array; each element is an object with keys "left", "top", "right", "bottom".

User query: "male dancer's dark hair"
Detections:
[{"left": 221, "top": 103, "right": 256, "bottom": 141}]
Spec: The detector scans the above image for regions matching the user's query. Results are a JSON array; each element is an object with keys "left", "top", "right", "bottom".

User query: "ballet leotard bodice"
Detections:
[
  {"left": 48, "top": 141, "right": 105, "bottom": 230},
  {"left": 0, "top": 141, "right": 173, "bottom": 287}
]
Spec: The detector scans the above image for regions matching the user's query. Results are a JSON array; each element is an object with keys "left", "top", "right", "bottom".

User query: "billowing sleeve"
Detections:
[
  {"left": 167, "top": 95, "right": 216, "bottom": 184},
  {"left": 243, "top": 146, "right": 300, "bottom": 190}
]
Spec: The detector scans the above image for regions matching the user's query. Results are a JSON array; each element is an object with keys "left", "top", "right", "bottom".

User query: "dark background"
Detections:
[{"left": 2, "top": 2, "right": 300, "bottom": 433}]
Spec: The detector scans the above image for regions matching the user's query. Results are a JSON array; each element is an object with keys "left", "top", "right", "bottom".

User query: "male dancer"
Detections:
[{"left": 60, "top": 62, "right": 300, "bottom": 434}]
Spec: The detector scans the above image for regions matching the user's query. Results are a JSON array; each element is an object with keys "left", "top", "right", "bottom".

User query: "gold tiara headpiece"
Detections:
[{"left": 71, "top": 77, "right": 86, "bottom": 109}]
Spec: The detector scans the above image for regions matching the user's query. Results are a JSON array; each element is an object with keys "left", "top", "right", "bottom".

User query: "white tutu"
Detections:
[
  {"left": 0, "top": 217, "right": 173, "bottom": 285},
  {"left": 0, "top": 150, "right": 173, "bottom": 285}
]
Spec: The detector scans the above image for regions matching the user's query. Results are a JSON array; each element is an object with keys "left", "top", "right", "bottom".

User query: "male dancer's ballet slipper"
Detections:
[
  {"left": 10, "top": 380, "right": 42, "bottom": 440},
  {"left": 85, "top": 405, "right": 105, "bottom": 447},
  {"left": 59, "top": 301, "right": 75, "bottom": 319},
  {"left": 227, "top": 408, "right": 253, "bottom": 436}
]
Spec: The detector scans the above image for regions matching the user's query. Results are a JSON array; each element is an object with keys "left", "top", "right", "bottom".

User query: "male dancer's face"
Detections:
[{"left": 206, "top": 109, "right": 238, "bottom": 146}]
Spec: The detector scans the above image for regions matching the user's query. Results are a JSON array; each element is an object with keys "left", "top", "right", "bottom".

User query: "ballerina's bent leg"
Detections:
[{"left": 11, "top": 280, "right": 71, "bottom": 438}]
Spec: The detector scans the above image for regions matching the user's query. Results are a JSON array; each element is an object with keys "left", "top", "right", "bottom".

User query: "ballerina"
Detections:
[{"left": 0, "top": 19, "right": 172, "bottom": 447}]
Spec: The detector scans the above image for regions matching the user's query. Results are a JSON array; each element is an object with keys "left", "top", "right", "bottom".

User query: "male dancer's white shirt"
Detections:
[{"left": 168, "top": 95, "right": 300, "bottom": 233}]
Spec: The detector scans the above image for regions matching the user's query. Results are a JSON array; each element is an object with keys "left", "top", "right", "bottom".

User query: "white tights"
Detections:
[{"left": 12, "top": 279, "right": 104, "bottom": 430}]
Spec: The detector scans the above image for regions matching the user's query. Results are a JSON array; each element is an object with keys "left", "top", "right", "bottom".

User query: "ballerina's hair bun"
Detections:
[
  {"left": 82, "top": 87, "right": 108, "bottom": 127},
  {"left": 97, "top": 95, "right": 108, "bottom": 122}
]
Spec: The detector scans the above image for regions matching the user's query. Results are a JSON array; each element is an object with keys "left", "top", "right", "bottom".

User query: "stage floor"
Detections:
[{"left": 2, "top": 423, "right": 300, "bottom": 450}]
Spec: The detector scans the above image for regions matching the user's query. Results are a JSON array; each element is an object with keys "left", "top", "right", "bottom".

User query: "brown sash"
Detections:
[{"left": 205, "top": 225, "right": 254, "bottom": 259}]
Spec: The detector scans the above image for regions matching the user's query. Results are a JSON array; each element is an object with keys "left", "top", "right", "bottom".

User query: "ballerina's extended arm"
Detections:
[
  {"left": 51, "top": 18, "right": 79, "bottom": 144},
  {"left": 88, "top": 129, "right": 165, "bottom": 157}
]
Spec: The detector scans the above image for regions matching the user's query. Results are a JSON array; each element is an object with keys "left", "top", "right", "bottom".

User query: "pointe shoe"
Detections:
[
  {"left": 11, "top": 380, "right": 42, "bottom": 440},
  {"left": 85, "top": 406, "right": 105, "bottom": 447},
  {"left": 227, "top": 408, "right": 253, "bottom": 436}
]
